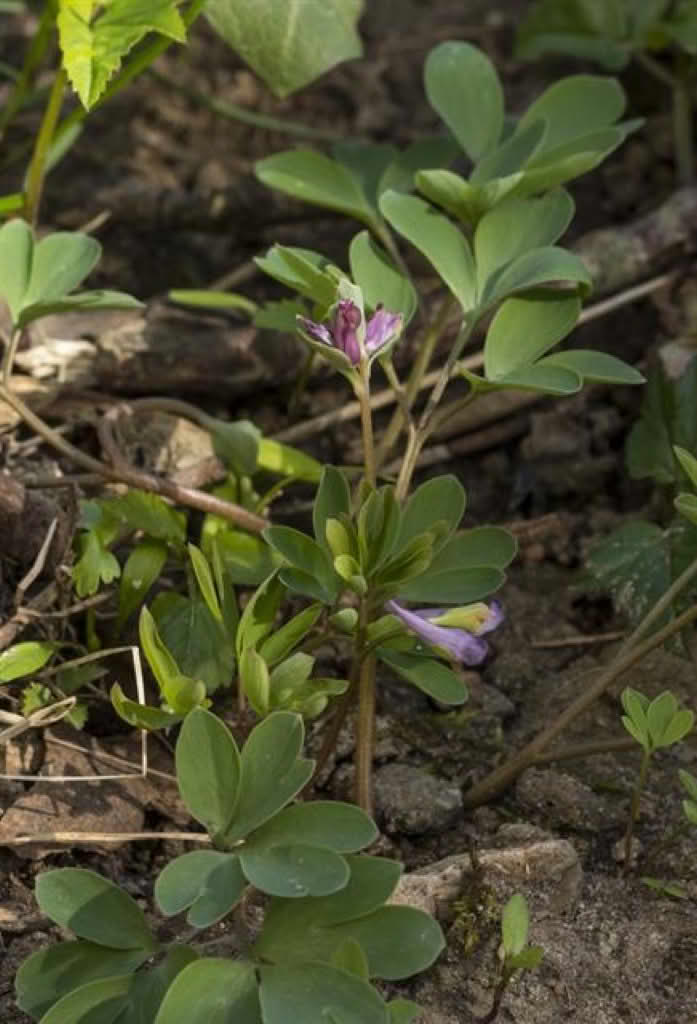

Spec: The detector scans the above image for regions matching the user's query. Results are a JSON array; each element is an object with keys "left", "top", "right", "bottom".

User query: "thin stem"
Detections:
[
  {"left": 623, "top": 749, "right": 651, "bottom": 875},
  {"left": 635, "top": 51, "right": 677, "bottom": 90},
  {"left": 672, "top": 58, "right": 694, "bottom": 185},
  {"left": 288, "top": 350, "right": 315, "bottom": 416},
  {"left": 24, "top": 65, "right": 66, "bottom": 225},
  {"left": 357, "top": 364, "right": 376, "bottom": 488},
  {"left": 52, "top": 0, "right": 207, "bottom": 149},
  {"left": 354, "top": 651, "right": 376, "bottom": 814},
  {"left": 0, "top": 0, "right": 56, "bottom": 143},
  {"left": 462, "top": 599, "right": 697, "bottom": 808},
  {"left": 374, "top": 294, "right": 454, "bottom": 471},
  {"left": 148, "top": 67, "right": 346, "bottom": 142},
  {"left": 2, "top": 327, "right": 22, "bottom": 387},
  {"left": 381, "top": 356, "right": 415, "bottom": 450}
]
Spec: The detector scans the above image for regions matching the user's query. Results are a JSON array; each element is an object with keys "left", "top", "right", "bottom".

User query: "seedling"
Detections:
[
  {"left": 480, "top": 892, "right": 543, "bottom": 1023},
  {"left": 620, "top": 687, "right": 694, "bottom": 871}
]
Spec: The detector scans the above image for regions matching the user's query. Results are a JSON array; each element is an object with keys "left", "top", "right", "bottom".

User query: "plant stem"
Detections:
[
  {"left": 148, "top": 67, "right": 345, "bottom": 142},
  {"left": 374, "top": 294, "right": 454, "bottom": 471},
  {"left": 2, "top": 327, "right": 22, "bottom": 387},
  {"left": 23, "top": 65, "right": 66, "bottom": 225},
  {"left": 672, "top": 58, "right": 694, "bottom": 185},
  {"left": 357, "top": 363, "right": 376, "bottom": 488},
  {"left": 0, "top": 0, "right": 56, "bottom": 144},
  {"left": 355, "top": 651, "right": 376, "bottom": 814},
  {"left": 462, "top": 599, "right": 697, "bottom": 808},
  {"left": 623, "top": 749, "right": 651, "bottom": 874},
  {"left": 395, "top": 315, "right": 476, "bottom": 496}
]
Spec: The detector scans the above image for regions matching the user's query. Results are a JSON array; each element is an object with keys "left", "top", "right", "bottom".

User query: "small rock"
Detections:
[{"left": 373, "top": 762, "right": 462, "bottom": 835}]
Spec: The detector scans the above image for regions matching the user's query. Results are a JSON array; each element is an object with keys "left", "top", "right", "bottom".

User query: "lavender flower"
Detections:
[
  {"left": 298, "top": 300, "right": 402, "bottom": 367},
  {"left": 385, "top": 600, "right": 503, "bottom": 666}
]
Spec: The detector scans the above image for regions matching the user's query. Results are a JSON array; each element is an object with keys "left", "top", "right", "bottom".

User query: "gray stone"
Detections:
[
  {"left": 516, "top": 767, "right": 623, "bottom": 830},
  {"left": 373, "top": 762, "right": 463, "bottom": 835}
]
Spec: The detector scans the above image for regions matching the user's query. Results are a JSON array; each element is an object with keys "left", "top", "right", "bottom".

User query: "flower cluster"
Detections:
[
  {"left": 386, "top": 600, "right": 503, "bottom": 666},
  {"left": 298, "top": 299, "right": 403, "bottom": 367}
]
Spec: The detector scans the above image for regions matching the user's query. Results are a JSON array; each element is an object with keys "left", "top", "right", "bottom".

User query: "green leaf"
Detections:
[
  {"left": 107, "top": 490, "right": 186, "bottom": 547},
  {"left": 388, "top": 999, "right": 424, "bottom": 1024},
  {"left": 349, "top": 231, "right": 418, "bottom": 325},
  {"left": 379, "top": 191, "right": 476, "bottom": 310},
  {"left": 206, "top": 418, "right": 260, "bottom": 476},
  {"left": 255, "top": 149, "right": 377, "bottom": 227},
  {"left": 674, "top": 446, "right": 697, "bottom": 489},
  {"left": 397, "top": 475, "right": 466, "bottom": 552},
  {"left": 542, "top": 349, "right": 644, "bottom": 385},
  {"left": 517, "top": 75, "right": 626, "bottom": 156},
  {"left": 484, "top": 292, "right": 581, "bottom": 380},
  {"left": 151, "top": 593, "right": 234, "bottom": 694},
  {"left": 0, "top": 192, "right": 25, "bottom": 218},
  {"left": 332, "top": 141, "right": 399, "bottom": 209},
  {"left": 313, "top": 466, "right": 351, "bottom": 553},
  {"left": 259, "top": 963, "right": 387, "bottom": 1024},
  {"left": 15, "top": 941, "right": 149, "bottom": 1019},
  {"left": 679, "top": 769, "right": 697, "bottom": 802},
  {"left": 586, "top": 522, "right": 673, "bottom": 632},
  {"left": 0, "top": 640, "right": 53, "bottom": 681},
  {"left": 236, "top": 573, "right": 284, "bottom": 659},
  {"left": 378, "top": 135, "right": 460, "bottom": 195},
  {"left": 240, "top": 647, "right": 271, "bottom": 715},
  {"left": 396, "top": 527, "right": 514, "bottom": 604},
  {"left": 175, "top": 709, "right": 241, "bottom": 836},
  {"left": 470, "top": 119, "right": 546, "bottom": 184},
  {"left": 248, "top": 800, "right": 376, "bottom": 853},
  {"left": 0, "top": 217, "right": 32, "bottom": 324},
  {"left": 73, "top": 531, "right": 121, "bottom": 598},
  {"left": 206, "top": 0, "right": 362, "bottom": 99},
  {"left": 240, "top": 843, "right": 350, "bottom": 898},
  {"left": 377, "top": 649, "right": 467, "bottom": 704},
  {"left": 501, "top": 892, "right": 529, "bottom": 957},
  {"left": 34, "top": 974, "right": 133, "bottom": 1024},
  {"left": 22, "top": 229, "right": 100, "bottom": 309},
  {"left": 155, "top": 851, "right": 246, "bottom": 927},
  {"left": 209, "top": 528, "right": 279, "bottom": 586},
  {"left": 508, "top": 945, "right": 544, "bottom": 970},
  {"left": 397, "top": 566, "right": 504, "bottom": 604},
  {"left": 110, "top": 684, "right": 180, "bottom": 731},
  {"left": 332, "top": 938, "right": 370, "bottom": 980},
  {"left": 188, "top": 544, "right": 222, "bottom": 623},
  {"left": 474, "top": 191, "right": 575, "bottom": 296},
  {"left": 36, "top": 869, "right": 156, "bottom": 950},
  {"left": 254, "top": 297, "right": 307, "bottom": 332},
  {"left": 139, "top": 605, "right": 181, "bottom": 693},
  {"left": 480, "top": 246, "right": 592, "bottom": 308},
  {"left": 223, "top": 712, "right": 313, "bottom": 843},
  {"left": 255, "top": 245, "right": 338, "bottom": 306},
  {"left": 424, "top": 41, "right": 503, "bottom": 162},
  {"left": 258, "top": 856, "right": 444, "bottom": 979},
  {"left": 264, "top": 525, "right": 339, "bottom": 603},
  {"left": 19, "top": 289, "right": 143, "bottom": 328},
  {"left": 117, "top": 540, "right": 167, "bottom": 630},
  {"left": 656, "top": 708, "right": 694, "bottom": 747},
  {"left": 127, "top": 946, "right": 200, "bottom": 1023},
  {"left": 58, "top": 0, "right": 186, "bottom": 110},
  {"left": 154, "top": 959, "right": 261, "bottom": 1023},
  {"left": 627, "top": 357, "right": 697, "bottom": 484},
  {"left": 258, "top": 437, "right": 322, "bottom": 482},
  {"left": 259, "top": 604, "right": 323, "bottom": 665},
  {"left": 358, "top": 487, "right": 402, "bottom": 576}
]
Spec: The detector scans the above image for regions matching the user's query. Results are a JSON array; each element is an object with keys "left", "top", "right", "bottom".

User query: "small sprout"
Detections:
[
  {"left": 640, "top": 877, "right": 688, "bottom": 900},
  {"left": 481, "top": 892, "right": 543, "bottom": 1023},
  {"left": 678, "top": 769, "right": 697, "bottom": 826},
  {"left": 620, "top": 687, "right": 695, "bottom": 874}
]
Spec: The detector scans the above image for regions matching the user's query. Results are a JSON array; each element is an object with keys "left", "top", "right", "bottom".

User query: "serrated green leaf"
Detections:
[
  {"left": 206, "top": 0, "right": 362, "bottom": 99},
  {"left": 73, "top": 530, "right": 121, "bottom": 598},
  {"left": 107, "top": 490, "right": 186, "bottom": 547},
  {"left": 151, "top": 593, "right": 234, "bottom": 694},
  {"left": 58, "top": 0, "right": 186, "bottom": 110}
]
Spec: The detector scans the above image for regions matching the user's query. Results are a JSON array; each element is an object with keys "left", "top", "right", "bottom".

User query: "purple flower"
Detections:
[
  {"left": 298, "top": 300, "right": 403, "bottom": 366},
  {"left": 385, "top": 600, "right": 503, "bottom": 666}
]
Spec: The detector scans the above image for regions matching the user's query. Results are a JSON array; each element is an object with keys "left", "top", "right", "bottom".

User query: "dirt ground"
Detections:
[{"left": 1, "top": 2, "right": 697, "bottom": 1022}]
